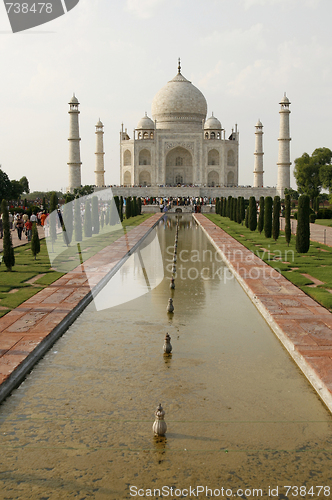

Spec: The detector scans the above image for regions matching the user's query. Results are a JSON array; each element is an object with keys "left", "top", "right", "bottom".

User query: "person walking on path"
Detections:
[
  {"left": 25, "top": 219, "right": 32, "bottom": 242},
  {"left": 16, "top": 216, "right": 24, "bottom": 241}
]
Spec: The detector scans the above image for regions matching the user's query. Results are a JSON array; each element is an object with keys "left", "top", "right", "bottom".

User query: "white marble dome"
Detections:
[
  {"left": 151, "top": 70, "right": 207, "bottom": 128},
  {"left": 204, "top": 113, "right": 221, "bottom": 130},
  {"left": 136, "top": 113, "right": 155, "bottom": 130}
]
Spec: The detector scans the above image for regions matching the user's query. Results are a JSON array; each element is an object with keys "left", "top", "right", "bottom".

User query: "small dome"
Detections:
[
  {"left": 136, "top": 113, "right": 155, "bottom": 130},
  {"left": 255, "top": 119, "right": 263, "bottom": 127},
  {"left": 69, "top": 94, "right": 79, "bottom": 104},
  {"left": 204, "top": 113, "right": 221, "bottom": 130},
  {"left": 280, "top": 93, "right": 290, "bottom": 105},
  {"left": 96, "top": 118, "right": 103, "bottom": 127}
]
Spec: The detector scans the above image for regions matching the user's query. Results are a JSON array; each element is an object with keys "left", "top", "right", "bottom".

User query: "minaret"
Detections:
[
  {"left": 94, "top": 119, "right": 105, "bottom": 187},
  {"left": 277, "top": 93, "right": 291, "bottom": 197},
  {"left": 67, "top": 94, "right": 82, "bottom": 192},
  {"left": 253, "top": 119, "right": 264, "bottom": 188}
]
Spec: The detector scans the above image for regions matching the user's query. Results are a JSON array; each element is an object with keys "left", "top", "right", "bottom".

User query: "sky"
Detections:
[{"left": 0, "top": 0, "right": 331, "bottom": 193}]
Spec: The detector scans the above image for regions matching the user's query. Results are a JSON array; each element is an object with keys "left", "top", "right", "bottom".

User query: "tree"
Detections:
[
  {"left": 49, "top": 192, "right": 58, "bottom": 248},
  {"left": 19, "top": 176, "right": 30, "bottom": 194},
  {"left": 1, "top": 199, "right": 15, "bottom": 271},
  {"left": 31, "top": 222, "right": 40, "bottom": 260},
  {"left": 232, "top": 197, "right": 237, "bottom": 222},
  {"left": 10, "top": 179, "right": 24, "bottom": 201},
  {"left": 257, "top": 196, "right": 264, "bottom": 234},
  {"left": 222, "top": 197, "right": 227, "bottom": 217},
  {"left": 296, "top": 195, "right": 310, "bottom": 253},
  {"left": 248, "top": 196, "right": 257, "bottom": 231},
  {"left": 227, "top": 196, "right": 232, "bottom": 218},
  {"left": 285, "top": 194, "right": 291, "bottom": 246},
  {"left": 120, "top": 196, "right": 124, "bottom": 222},
  {"left": 91, "top": 196, "right": 99, "bottom": 234},
  {"left": 245, "top": 207, "right": 249, "bottom": 228},
  {"left": 272, "top": 196, "right": 281, "bottom": 241},
  {"left": 264, "top": 197, "right": 273, "bottom": 238},
  {"left": 0, "top": 169, "right": 11, "bottom": 203},
  {"left": 294, "top": 148, "right": 332, "bottom": 205},
  {"left": 237, "top": 197, "right": 242, "bottom": 223},
  {"left": 241, "top": 197, "right": 245, "bottom": 222},
  {"left": 126, "top": 197, "right": 132, "bottom": 219},
  {"left": 63, "top": 196, "right": 73, "bottom": 245},
  {"left": 73, "top": 185, "right": 94, "bottom": 197},
  {"left": 74, "top": 198, "right": 82, "bottom": 241},
  {"left": 284, "top": 187, "right": 299, "bottom": 201},
  {"left": 215, "top": 197, "right": 220, "bottom": 216},
  {"left": 132, "top": 196, "right": 137, "bottom": 217},
  {"left": 84, "top": 199, "right": 92, "bottom": 237},
  {"left": 137, "top": 197, "right": 142, "bottom": 215}
]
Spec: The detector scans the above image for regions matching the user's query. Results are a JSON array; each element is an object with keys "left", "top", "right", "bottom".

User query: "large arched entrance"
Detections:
[{"left": 165, "top": 146, "right": 193, "bottom": 185}]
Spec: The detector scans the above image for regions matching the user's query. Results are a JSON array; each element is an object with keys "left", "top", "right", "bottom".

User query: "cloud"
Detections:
[
  {"left": 125, "top": 0, "right": 165, "bottom": 19},
  {"left": 243, "top": 0, "right": 321, "bottom": 8}
]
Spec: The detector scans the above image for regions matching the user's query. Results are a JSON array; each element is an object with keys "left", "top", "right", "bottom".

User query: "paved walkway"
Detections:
[
  {"left": 0, "top": 225, "right": 46, "bottom": 253},
  {"left": 0, "top": 214, "right": 162, "bottom": 400},
  {"left": 280, "top": 217, "right": 332, "bottom": 247},
  {"left": 194, "top": 214, "right": 332, "bottom": 413}
]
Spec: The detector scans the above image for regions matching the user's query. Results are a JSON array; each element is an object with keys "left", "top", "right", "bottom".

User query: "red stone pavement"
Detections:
[
  {"left": 195, "top": 214, "right": 332, "bottom": 413},
  {"left": 0, "top": 214, "right": 162, "bottom": 388},
  {"left": 280, "top": 217, "right": 332, "bottom": 247}
]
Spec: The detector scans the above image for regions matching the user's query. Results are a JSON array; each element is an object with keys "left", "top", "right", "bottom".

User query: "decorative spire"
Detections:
[{"left": 178, "top": 57, "right": 181, "bottom": 74}]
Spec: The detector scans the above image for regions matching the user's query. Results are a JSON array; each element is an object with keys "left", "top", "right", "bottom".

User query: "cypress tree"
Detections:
[
  {"left": 257, "top": 196, "right": 264, "bottom": 234},
  {"left": 84, "top": 199, "right": 92, "bottom": 238},
  {"left": 100, "top": 210, "right": 105, "bottom": 229},
  {"left": 125, "top": 197, "right": 132, "bottom": 219},
  {"left": 42, "top": 196, "right": 47, "bottom": 212},
  {"left": 63, "top": 196, "right": 73, "bottom": 246},
  {"left": 215, "top": 197, "right": 220, "bottom": 215},
  {"left": 245, "top": 207, "right": 249, "bottom": 228},
  {"left": 222, "top": 197, "right": 226, "bottom": 217},
  {"left": 241, "top": 197, "right": 246, "bottom": 222},
  {"left": 1, "top": 199, "right": 15, "bottom": 271},
  {"left": 114, "top": 196, "right": 120, "bottom": 216},
  {"left": 296, "top": 195, "right": 310, "bottom": 253},
  {"left": 91, "top": 196, "right": 99, "bottom": 234},
  {"left": 74, "top": 198, "right": 82, "bottom": 242},
  {"left": 236, "top": 197, "right": 241, "bottom": 223},
  {"left": 232, "top": 197, "right": 237, "bottom": 222},
  {"left": 227, "top": 196, "right": 232, "bottom": 218},
  {"left": 49, "top": 192, "right": 58, "bottom": 246},
  {"left": 138, "top": 197, "right": 142, "bottom": 215},
  {"left": 31, "top": 222, "right": 40, "bottom": 260},
  {"left": 132, "top": 196, "right": 137, "bottom": 216},
  {"left": 285, "top": 193, "right": 291, "bottom": 246},
  {"left": 272, "top": 195, "right": 281, "bottom": 241},
  {"left": 264, "top": 196, "right": 273, "bottom": 238},
  {"left": 248, "top": 196, "right": 257, "bottom": 231},
  {"left": 120, "top": 196, "right": 124, "bottom": 222}
]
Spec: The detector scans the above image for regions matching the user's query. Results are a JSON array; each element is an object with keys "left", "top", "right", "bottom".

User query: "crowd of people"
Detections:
[{"left": 0, "top": 210, "right": 48, "bottom": 242}]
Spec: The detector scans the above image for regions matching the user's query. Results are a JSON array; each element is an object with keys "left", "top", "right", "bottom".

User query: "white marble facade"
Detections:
[{"left": 120, "top": 63, "right": 239, "bottom": 188}]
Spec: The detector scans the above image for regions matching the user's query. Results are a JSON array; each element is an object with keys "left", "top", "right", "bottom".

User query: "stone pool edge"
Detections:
[
  {"left": 0, "top": 214, "right": 164, "bottom": 405},
  {"left": 194, "top": 213, "right": 332, "bottom": 414}
]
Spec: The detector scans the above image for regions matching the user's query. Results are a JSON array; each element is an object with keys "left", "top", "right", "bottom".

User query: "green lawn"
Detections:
[
  {"left": 205, "top": 214, "right": 332, "bottom": 311},
  {"left": 0, "top": 214, "right": 153, "bottom": 318},
  {"left": 314, "top": 219, "right": 332, "bottom": 227}
]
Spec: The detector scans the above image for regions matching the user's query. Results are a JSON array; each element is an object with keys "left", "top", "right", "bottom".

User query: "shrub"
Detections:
[
  {"left": 310, "top": 214, "right": 316, "bottom": 223},
  {"left": 84, "top": 199, "right": 92, "bottom": 238},
  {"left": 1, "top": 199, "right": 15, "bottom": 271},
  {"left": 285, "top": 194, "right": 291, "bottom": 246},
  {"left": 248, "top": 196, "right": 257, "bottom": 231},
  {"left": 272, "top": 196, "right": 281, "bottom": 241},
  {"left": 91, "top": 196, "right": 99, "bottom": 234},
  {"left": 264, "top": 197, "right": 273, "bottom": 238},
  {"left": 296, "top": 195, "right": 310, "bottom": 253},
  {"left": 74, "top": 198, "right": 82, "bottom": 242}
]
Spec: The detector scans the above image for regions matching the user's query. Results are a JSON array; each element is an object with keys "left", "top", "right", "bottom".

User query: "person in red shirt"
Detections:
[{"left": 25, "top": 220, "right": 32, "bottom": 241}]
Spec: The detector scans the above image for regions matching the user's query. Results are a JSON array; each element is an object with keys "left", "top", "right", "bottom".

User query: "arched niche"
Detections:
[
  {"left": 139, "top": 149, "right": 151, "bottom": 166},
  {"left": 227, "top": 171, "right": 235, "bottom": 186},
  {"left": 208, "top": 171, "right": 219, "bottom": 187},
  {"left": 208, "top": 149, "right": 219, "bottom": 166},
  {"left": 123, "top": 171, "right": 131, "bottom": 186},
  {"left": 227, "top": 150, "right": 235, "bottom": 166},
  {"left": 165, "top": 146, "right": 193, "bottom": 185},
  {"left": 139, "top": 171, "right": 151, "bottom": 187},
  {"left": 123, "top": 150, "right": 132, "bottom": 166}
]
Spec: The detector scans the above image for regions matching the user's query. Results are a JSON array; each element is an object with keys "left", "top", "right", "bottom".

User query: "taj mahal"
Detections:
[
  {"left": 120, "top": 60, "right": 239, "bottom": 189},
  {"left": 67, "top": 60, "right": 291, "bottom": 199}
]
